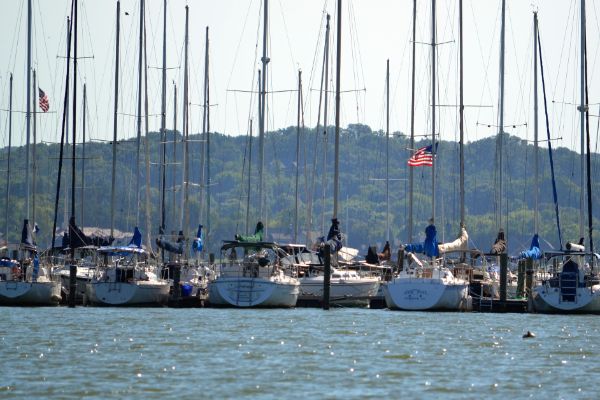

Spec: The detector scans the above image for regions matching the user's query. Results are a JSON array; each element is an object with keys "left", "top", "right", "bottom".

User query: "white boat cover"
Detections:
[{"left": 438, "top": 226, "right": 468, "bottom": 254}]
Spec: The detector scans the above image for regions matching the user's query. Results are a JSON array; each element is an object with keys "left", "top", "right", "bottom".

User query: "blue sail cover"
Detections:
[
  {"left": 519, "top": 234, "right": 542, "bottom": 260},
  {"left": 404, "top": 224, "right": 439, "bottom": 257},
  {"left": 192, "top": 225, "right": 204, "bottom": 253},
  {"left": 99, "top": 228, "right": 146, "bottom": 256},
  {"left": 423, "top": 224, "right": 439, "bottom": 257},
  {"left": 20, "top": 219, "right": 36, "bottom": 252},
  {"left": 128, "top": 227, "right": 142, "bottom": 248}
]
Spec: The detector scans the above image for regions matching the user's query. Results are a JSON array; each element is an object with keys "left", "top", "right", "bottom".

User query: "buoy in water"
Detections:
[{"left": 523, "top": 331, "right": 535, "bottom": 338}]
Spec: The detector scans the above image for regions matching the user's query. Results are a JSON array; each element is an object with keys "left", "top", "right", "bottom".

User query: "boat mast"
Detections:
[
  {"left": 408, "top": 0, "right": 416, "bottom": 242},
  {"left": 203, "top": 26, "right": 211, "bottom": 253},
  {"left": 51, "top": 15, "right": 72, "bottom": 249},
  {"left": 579, "top": 0, "right": 586, "bottom": 240},
  {"left": 431, "top": 0, "right": 437, "bottom": 223},
  {"left": 160, "top": 0, "right": 167, "bottom": 236},
  {"left": 110, "top": 0, "right": 120, "bottom": 238},
  {"left": 71, "top": 0, "right": 78, "bottom": 228},
  {"left": 294, "top": 70, "right": 302, "bottom": 243},
  {"left": 498, "top": 0, "right": 506, "bottom": 232},
  {"left": 143, "top": 9, "right": 153, "bottom": 251},
  {"left": 172, "top": 82, "right": 177, "bottom": 225},
  {"left": 258, "top": 0, "right": 269, "bottom": 222},
  {"left": 246, "top": 118, "right": 253, "bottom": 235},
  {"left": 180, "top": 5, "right": 190, "bottom": 237},
  {"left": 386, "top": 59, "right": 390, "bottom": 242},
  {"left": 333, "top": 0, "right": 342, "bottom": 219},
  {"left": 32, "top": 69, "right": 37, "bottom": 232},
  {"left": 135, "top": 0, "right": 144, "bottom": 228},
  {"left": 81, "top": 83, "right": 86, "bottom": 225},
  {"left": 5, "top": 74, "right": 12, "bottom": 243},
  {"left": 25, "top": 0, "right": 31, "bottom": 221},
  {"left": 321, "top": 14, "right": 331, "bottom": 234},
  {"left": 533, "top": 12, "right": 539, "bottom": 234},
  {"left": 459, "top": 0, "right": 465, "bottom": 228},
  {"left": 583, "top": 1, "right": 594, "bottom": 255}
]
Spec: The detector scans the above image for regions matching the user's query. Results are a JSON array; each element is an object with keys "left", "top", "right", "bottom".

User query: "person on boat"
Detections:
[{"left": 235, "top": 221, "right": 264, "bottom": 243}]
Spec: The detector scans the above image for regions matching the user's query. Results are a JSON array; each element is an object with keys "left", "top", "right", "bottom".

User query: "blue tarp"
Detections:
[{"left": 518, "top": 234, "right": 542, "bottom": 260}]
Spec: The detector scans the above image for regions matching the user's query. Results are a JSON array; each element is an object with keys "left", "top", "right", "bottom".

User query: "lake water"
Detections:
[{"left": 1, "top": 307, "right": 598, "bottom": 399}]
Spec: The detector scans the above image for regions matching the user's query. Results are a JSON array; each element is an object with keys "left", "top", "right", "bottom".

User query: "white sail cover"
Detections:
[{"left": 438, "top": 226, "right": 468, "bottom": 254}]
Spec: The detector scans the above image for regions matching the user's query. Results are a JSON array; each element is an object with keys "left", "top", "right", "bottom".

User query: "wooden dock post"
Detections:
[
  {"left": 322, "top": 244, "right": 331, "bottom": 310},
  {"left": 499, "top": 253, "right": 507, "bottom": 302},
  {"left": 516, "top": 260, "right": 525, "bottom": 298},
  {"left": 68, "top": 264, "right": 77, "bottom": 308},
  {"left": 525, "top": 258, "right": 534, "bottom": 297}
]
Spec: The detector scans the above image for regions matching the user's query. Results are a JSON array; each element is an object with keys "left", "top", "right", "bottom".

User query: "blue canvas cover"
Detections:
[
  {"left": 192, "top": 225, "right": 203, "bottom": 253},
  {"left": 404, "top": 223, "right": 439, "bottom": 257},
  {"left": 518, "top": 234, "right": 542, "bottom": 260}
]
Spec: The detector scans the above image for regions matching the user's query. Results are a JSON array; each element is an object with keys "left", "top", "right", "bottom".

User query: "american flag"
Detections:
[
  {"left": 407, "top": 144, "right": 435, "bottom": 167},
  {"left": 38, "top": 88, "right": 49, "bottom": 112}
]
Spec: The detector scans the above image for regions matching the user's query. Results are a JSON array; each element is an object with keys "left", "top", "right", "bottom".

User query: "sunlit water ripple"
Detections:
[{"left": 0, "top": 307, "right": 597, "bottom": 399}]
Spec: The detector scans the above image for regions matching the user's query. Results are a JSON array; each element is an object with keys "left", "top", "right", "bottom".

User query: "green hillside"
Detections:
[{"left": 1, "top": 123, "right": 597, "bottom": 256}]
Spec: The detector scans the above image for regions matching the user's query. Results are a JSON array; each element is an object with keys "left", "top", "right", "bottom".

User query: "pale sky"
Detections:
[{"left": 1, "top": 0, "right": 600, "bottom": 153}]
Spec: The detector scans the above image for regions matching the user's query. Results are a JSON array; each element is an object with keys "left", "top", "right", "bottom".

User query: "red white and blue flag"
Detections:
[
  {"left": 38, "top": 88, "right": 49, "bottom": 112},
  {"left": 407, "top": 144, "right": 435, "bottom": 167}
]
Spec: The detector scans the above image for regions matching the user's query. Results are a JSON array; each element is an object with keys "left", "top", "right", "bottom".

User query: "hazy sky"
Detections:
[{"left": 1, "top": 0, "right": 599, "bottom": 153}]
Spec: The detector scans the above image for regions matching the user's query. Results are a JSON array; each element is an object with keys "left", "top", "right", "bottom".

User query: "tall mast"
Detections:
[
  {"left": 180, "top": 5, "right": 190, "bottom": 237},
  {"left": 110, "top": 0, "right": 120, "bottom": 237},
  {"left": 32, "top": 69, "right": 37, "bottom": 231},
  {"left": 81, "top": 83, "right": 86, "bottom": 225},
  {"left": 498, "top": 0, "right": 506, "bottom": 231},
  {"left": 5, "top": 74, "right": 13, "bottom": 243},
  {"left": 25, "top": 0, "right": 31, "bottom": 220},
  {"left": 71, "top": 0, "right": 78, "bottom": 227},
  {"left": 431, "top": 0, "right": 437, "bottom": 223},
  {"left": 135, "top": 0, "right": 144, "bottom": 227},
  {"left": 204, "top": 26, "right": 211, "bottom": 252},
  {"left": 579, "top": 0, "right": 586, "bottom": 240},
  {"left": 172, "top": 82, "right": 177, "bottom": 225},
  {"left": 533, "top": 12, "right": 539, "bottom": 234},
  {"left": 386, "top": 59, "right": 390, "bottom": 242},
  {"left": 321, "top": 14, "right": 331, "bottom": 234},
  {"left": 459, "top": 0, "right": 465, "bottom": 228},
  {"left": 583, "top": 0, "right": 593, "bottom": 254},
  {"left": 333, "top": 0, "right": 342, "bottom": 219},
  {"left": 258, "top": 0, "right": 269, "bottom": 222},
  {"left": 160, "top": 0, "right": 167, "bottom": 234},
  {"left": 143, "top": 10, "right": 153, "bottom": 251},
  {"left": 246, "top": 118, "right": 253, "bottom": 235},
  {"left": 294, "top": 70, "right": 302, "bottom": 243},
  {"left": 408, "top": 0, "right": 416, "bottom": 241}
]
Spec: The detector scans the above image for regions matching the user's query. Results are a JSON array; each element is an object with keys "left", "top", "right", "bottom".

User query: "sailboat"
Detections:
[
  {"left": 530, "top": 0, "right": 600, "bottom": 313},
  {"left": 383, "top": 0, "right": 470, "bottom": 311},
  {"left": 84, "top": 1, "right": 169, "bottom": 307},
  {"left": 0, "top": 0, "right": 60, "bottom": 306}
]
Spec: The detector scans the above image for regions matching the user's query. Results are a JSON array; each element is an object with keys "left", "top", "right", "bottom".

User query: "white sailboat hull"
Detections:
[
  {"left": 531, "top": 284, "right": 600, "bottom": 314},
  {"left": 383, "top": 278, "right": 470, "bottom": 311},
  {"left": 299, "top": 277, "right": 380, "bottom": 307},
  {"left": 0, "top": 281, "right": 62, "bottom": 306},
  {"left": 86, "top": 281, "right": 170, "bottom": 306},
  {"left": 208, "top": 277, "right": 299, "bottom": 307}
]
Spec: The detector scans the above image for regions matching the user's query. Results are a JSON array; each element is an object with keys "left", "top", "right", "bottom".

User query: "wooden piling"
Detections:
[
  {"left": 68, "top": 264, "right": 77, "bottom": 308},
  {"left": 525, "top": 257, "right": 534, "bottom": 297},
  {"left": 516, "top": 260, "right": 525, "bottom": 298},
  {"left": 499, "top": 253, "right": 507, "bottom": 302},
  {"left": 323, "top": 244, "right": 331, "bottom": 310}
]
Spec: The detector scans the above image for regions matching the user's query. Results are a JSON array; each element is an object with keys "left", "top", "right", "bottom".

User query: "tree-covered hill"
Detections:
[{"left": 1, "top": 123, "right": 597, "bottom": 256}]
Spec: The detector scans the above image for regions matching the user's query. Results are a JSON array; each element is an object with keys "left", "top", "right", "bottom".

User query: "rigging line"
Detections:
[
  {"left": 470, "top": 0, "right": 499, "bottom": 134},
  {"left": 277, "top": 0, "right": 297, "bottom": 77}
]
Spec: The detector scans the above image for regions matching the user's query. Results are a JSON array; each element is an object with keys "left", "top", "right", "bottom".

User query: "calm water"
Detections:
[{"left": 1, "top": 307, "right": 598, "bottom": 399}]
